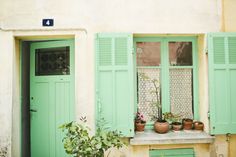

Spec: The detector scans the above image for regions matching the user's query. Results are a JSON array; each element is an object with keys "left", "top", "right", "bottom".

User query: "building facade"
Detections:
[{"left": 0, "top": 0, "right": 236, "bottom": 156}]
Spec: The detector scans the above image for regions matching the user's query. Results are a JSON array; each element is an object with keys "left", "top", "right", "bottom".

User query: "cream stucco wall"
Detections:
[
  {"left": 223, "top": 0, "right": 236, "bottom": 31},
  {"left": 0, "top": 0, "right": 222, "bottom": 33},
  {"left": 0, "top": 0, "right": 235, "bottom": 156},
  {"left": 0, "top": 31, "right": 13, "bottom": 157}
]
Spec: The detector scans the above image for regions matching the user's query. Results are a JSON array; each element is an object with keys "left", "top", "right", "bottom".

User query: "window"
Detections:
[
  {"left": 95, "top": 33, "right": 198, "bottom": 136},
  {"left": 135, "top": 37, "right": 198, "bottom": 126},
  {"left": 35, "top": 46, "right": 70, "bottom": 75}
]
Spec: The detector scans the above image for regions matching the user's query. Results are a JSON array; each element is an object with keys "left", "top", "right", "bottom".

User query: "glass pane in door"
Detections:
[{"left": 35, "top": 46, "right": 70, "bottom": 75}]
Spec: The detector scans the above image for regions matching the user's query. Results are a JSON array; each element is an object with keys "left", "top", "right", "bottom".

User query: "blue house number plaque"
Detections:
[{"left": 42, "top": 19, "right": 54, "bottom": 26}]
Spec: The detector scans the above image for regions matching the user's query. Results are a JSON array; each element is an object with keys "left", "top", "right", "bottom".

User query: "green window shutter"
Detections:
[
  {"left": 208, "top": 33, "right": 236, "bottom": 134},
  {"left": 149, "top": 148, "right": 195, "bottom": 157},
  {"left": 95, "top": 33, "right": 134, "bottom": 137}
]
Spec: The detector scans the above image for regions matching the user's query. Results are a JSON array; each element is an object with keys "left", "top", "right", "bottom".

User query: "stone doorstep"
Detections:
[{"left": 130, "top": 130, "right": 215, "bottom": 145}]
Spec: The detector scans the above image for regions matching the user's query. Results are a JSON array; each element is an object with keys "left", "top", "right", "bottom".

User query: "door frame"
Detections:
[{"left": 19, "top": 37, "right": 75, "bottom": 157}]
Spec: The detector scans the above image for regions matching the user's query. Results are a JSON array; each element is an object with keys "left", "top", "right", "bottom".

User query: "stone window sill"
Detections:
[{"left": 130, "top": 129, "right": 215, "bottom": 145}]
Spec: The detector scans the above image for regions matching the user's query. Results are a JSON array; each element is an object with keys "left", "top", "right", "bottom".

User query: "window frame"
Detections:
[{"left": 134, "top": 36, "right": 199, "bottom": 128}]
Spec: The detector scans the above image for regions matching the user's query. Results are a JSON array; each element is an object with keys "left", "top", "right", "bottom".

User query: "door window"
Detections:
[{"left": 35, "top": 46, "right": 70, "bottom": 75}]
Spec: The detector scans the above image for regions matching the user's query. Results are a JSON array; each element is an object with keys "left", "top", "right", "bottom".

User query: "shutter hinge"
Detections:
[
  {"left": 97, "top": 98, "right": 102, "bottom": 114},
  {"left": 207, "top": 111, "right": 210, "bottom": 119}
]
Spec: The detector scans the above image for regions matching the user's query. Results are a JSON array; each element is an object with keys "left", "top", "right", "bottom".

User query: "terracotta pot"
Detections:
[
  {"left": 193, "top": 121, "right": 204, "bottom": 131},
  {"left": 172, "top": 122, "right": 182, "bottom": 131},
  {"left": 135, "top": 122, "right": 146, "bottom": 132},
  {"left": 182, "top": 118, "right": 193, "bottom": 130},
  {"left": 154, "top": 120, "right": 169, "bottom": 134}
]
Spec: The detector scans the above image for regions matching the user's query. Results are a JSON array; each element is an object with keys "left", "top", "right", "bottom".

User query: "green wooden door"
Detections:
[{"left": 30, "top": 40, "right": 74, "bottom": 157}]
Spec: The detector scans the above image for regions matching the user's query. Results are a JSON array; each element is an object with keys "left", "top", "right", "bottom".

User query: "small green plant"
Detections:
[
  {"left": 60, "top": 117, "right": 125, "bottom": 157},
  {"left": 163, "top": 112, "right": 181, "bottom": 123}
]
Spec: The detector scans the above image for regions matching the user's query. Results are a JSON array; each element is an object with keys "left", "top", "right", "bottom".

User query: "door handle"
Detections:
[{"left": 30, "top": 109, "right": 37, "bottom": 112}]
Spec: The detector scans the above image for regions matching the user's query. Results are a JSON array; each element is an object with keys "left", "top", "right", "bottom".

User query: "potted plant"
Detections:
[
  {"left": 182, "top": 118, "right": 193, "bottom": 130},
  {"left": 193, "top": 121, "right": 204, "bottom": 131},
  {"left": 149, "top": 77, "right": 169, "bottom": 134},
  {"left": 172, "top": 121, "right": 182, "bottom": 131},
  {"left": 163, "top": 112, "right": 182, "bottom": 131},
  {"left": 60, "top": 117, "right": 125, "bottom": 157},
  {"left": 141, "top": 73, "right": 169, "bottom": 134},
  {"left": 139, "top": 73, "right": 168, "bottom": 133},
  {"left": 154, "top": 114, "right": 169, "bottom": 134},
  {"left": 134, "top": 111, "right": 146, "bottom": 132}
]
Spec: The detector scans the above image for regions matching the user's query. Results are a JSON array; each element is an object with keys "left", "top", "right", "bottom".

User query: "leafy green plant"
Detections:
[
  {"left": 59, "top": 117, "right": 125, "bottom": 157},
  {"left": 163, "top": 112, "right": 181, "bottom": 123}
]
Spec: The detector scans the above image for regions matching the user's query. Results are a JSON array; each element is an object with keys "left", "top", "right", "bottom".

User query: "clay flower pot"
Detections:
[
  {"left": 182, "top": 118, "right": 193, "bottom": 130},
  {"left": 154, "top": 120, "right": 169, "bottom": 134},
  {"left": 135, "top": 121, "right": 146, "bottom": 132},
  {"left": 172, "top": 122, "right": 182, "bottom": 131},
  {"left": 193, "top": 121, "right": 204, "bottom": 131}
]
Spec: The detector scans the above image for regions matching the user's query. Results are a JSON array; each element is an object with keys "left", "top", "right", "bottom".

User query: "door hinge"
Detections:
[
  {"left": 132, "top": 47, "right": 134, "bottom": 54},
  {"left": 207, "top": 111, "right": 210, "bottom": 119}
]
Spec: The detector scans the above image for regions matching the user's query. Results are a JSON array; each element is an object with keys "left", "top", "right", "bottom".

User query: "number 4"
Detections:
[{"left": 46, "top": 20, "right": 50, "bottom": 25}]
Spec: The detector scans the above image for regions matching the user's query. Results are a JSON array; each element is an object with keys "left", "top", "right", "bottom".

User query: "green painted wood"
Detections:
[
  {"left": 96, "top": 33, "right": 134, "bottom": 137},
  {"left": 228, "top": 37, "right": 236, "bottom": 64},
  {"left": 208, "top": 33, "right": 236, "bottom": 134},
  {"left": 149, "top": 148, "right": 195, "bottom": 157},
  {"left": 30, "top": 40, "right": 74, "bottom": 157}
]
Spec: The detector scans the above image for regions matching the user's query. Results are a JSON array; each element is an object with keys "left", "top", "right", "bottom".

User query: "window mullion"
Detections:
[
  {"left": 161, "top": 38, "right": 171, "bottom": 113},
  {"left": 192, "top": 38, "right": 199, "bottom": 120}
]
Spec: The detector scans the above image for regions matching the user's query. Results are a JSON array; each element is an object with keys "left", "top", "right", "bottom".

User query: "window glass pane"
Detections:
[
  {"left": 170, "top": 68, "right": 193, "bottom": 119},
  {"left": 136, "top": 42, "right": 161, "bottom": 66},
  {"left": 169, "top": 42, "right": 192, "bottom": 66},
  {"left": 137, "top": 68, "right": 161, "bottom": 121},
  {"left": 35, "top": 46, "right": 70, "bottom": 76}
]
